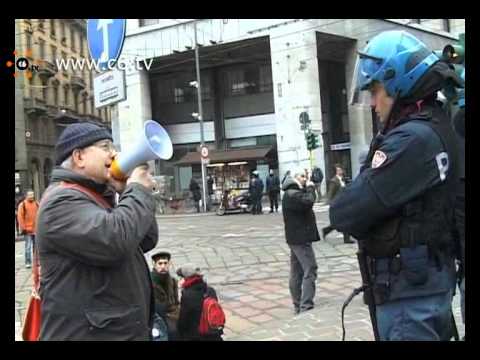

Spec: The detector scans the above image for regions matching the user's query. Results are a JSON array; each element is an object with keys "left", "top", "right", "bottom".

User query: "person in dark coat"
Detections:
[
  {"left": 282, "top": 168, "right": 319, "bottom": 314},
  {"left": 255, "top": 172, "right": 264, "bottom": 214},
  {"left": 189, "top": 178, "right": 201, "bottom": 213},
  {"left": 176, "top": 266, "right": 223, "bottom": 341},
  {"left": 249, "top": 171, "right": 261, "bottom": 215},
  {"left": 266, "top": 169, "right": 280, "bottom": 213},
  {"left": 151, "top": 251, "right": 180, "bottom": 340},
  {"left": 36, "top": 122, "right": 159, "bottom": 341},
  {"left": 311, "top": 166, "right": 324, "bottom": 202},
  {"left": 321, "top": 164, "right": 353, "bottom": 244}
]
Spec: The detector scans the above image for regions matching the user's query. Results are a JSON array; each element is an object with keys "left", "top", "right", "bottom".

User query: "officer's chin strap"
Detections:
[{"left": 341, "top": 285, "right": 366, "bottom": 341}]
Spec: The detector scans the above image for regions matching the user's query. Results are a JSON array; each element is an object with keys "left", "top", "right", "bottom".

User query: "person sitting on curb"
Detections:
[
  {"left": 176, "top": 265, "right": 223, "bottom": 341},
  {"left": 151, "top": 250, "right": 180, "bottom": 340}
]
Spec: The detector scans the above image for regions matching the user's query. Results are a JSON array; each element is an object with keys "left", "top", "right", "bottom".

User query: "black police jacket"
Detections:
[
  {"left": 330, "top": 105, "right": 458, "bottom": 259},
  {"left": 282, "top": 177, "right": 320, "bottom": 245}
]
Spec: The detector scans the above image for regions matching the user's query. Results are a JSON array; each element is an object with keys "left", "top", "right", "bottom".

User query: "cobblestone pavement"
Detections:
[{"left": 15, "top": 201, "right": 465, "bottom": 341}]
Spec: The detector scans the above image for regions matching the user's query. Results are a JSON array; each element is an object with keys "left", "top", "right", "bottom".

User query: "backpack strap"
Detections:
[{"left": 60, "top": 182, "right": 112, "bottom": 209}]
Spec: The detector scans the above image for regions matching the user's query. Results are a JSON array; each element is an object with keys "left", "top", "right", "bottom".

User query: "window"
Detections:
[
  {"left": 41, "top": 79, "right": 47, "bottom": 101},
  {"left": 61, "top": 51, "right": 67, "bottom": 75},
  {"left": 26, "top": 34, "right": 32, "bottom": 54},
  {"left": 443, "top": 19, "right": 451, "bottom": 32},
  {"left": 200, "top": 72, "right": 212, "bottom": 101},
  {"left": 91, "top": 98, "right": 95, "bottom": 115},
  {"left": 80, "top": 35, "right": 84, "bottom": 57},
  {"left": 53, "top": 85, "right": 59, "bottom": 105},
  {"left": 73, "top": 92, "right": 79, "bottom": 112},
  {"left": 50, "top": 19, "right": 56, "bottom": 37},
  {"left": 60, "top": 20, "right": 66, "bottom": 45},
  {"left": 139, "top": 19, "right": 159, "bottom": 27},
  {"left": 50, "top": 45, "right": 57, "bottom": 63},
  {"left": 259, "top": 64, "right": 273, "bottom": 93},
  {"left": 71, "top": 28, "right": 76, "bottom": 51},
  {"left": 83, "top": 94, "right": 87, "bottom": 114},
  {"left": 224, "top": 65, "right": 262, "bottom": 96},
  {"left": 71, "top": 57, "right": 76, "bottom": 76},
  {"left": 39, "top": 39, "right": 45, "bottom": 59},
  {"left": 174, "top": 87, "right": 185, "bottom": 103},
  {"left": 64, "top": 86, "right": 69, "bottom": 107},
  {"left": 89, "top": 71, "right": 93, "bottom": 90}
]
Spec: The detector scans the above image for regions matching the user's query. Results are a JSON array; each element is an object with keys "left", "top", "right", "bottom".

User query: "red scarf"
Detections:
[{"left": 182, "top": 275, "right": 203, "bottom": 289}]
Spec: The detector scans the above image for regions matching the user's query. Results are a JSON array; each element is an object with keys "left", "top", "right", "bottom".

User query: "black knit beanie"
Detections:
[{"left": 55, "top": 122, "right": 113, "bottom": 165}]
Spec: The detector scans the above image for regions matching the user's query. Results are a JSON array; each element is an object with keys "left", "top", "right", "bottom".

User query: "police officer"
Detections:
[
  {"left": 452, "top": 69, "right": 465, "bottom": 339},
  {"left": 330, "top": 31, "right": 463, "bottom": 340}
]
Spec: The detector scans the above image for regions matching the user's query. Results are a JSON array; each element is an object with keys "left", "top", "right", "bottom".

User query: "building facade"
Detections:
[
  {"left": 14, "top": 19, "right": 111, "bottom": 197},
  {"left": 114, "top": 19, "right": 464, "bottom": 200}
]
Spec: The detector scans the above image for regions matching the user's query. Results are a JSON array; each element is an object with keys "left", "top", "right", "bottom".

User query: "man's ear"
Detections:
[{"left": 71, "top": 149, "right": 86, "bottom": 168}]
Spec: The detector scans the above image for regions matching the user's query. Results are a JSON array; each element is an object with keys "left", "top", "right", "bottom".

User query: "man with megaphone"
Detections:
[{"left": 35, "top": 121, "right": 170, "bottom": 340}]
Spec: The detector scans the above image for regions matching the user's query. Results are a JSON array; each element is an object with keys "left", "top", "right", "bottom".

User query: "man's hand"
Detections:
[
  {"left": 127, "top": 164, "right": 157, "bottom": 192},
  {"left": 108, "top": 177, "right": 127, "bottom": 194}
]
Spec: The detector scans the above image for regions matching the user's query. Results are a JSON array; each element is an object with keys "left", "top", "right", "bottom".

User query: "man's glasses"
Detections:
[{"left": 93, "top": 141, "right": 117, "bottom": 153}]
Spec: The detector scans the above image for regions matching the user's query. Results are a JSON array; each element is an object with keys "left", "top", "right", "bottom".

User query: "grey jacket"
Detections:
[{"left": 36, "top": 168, "right": 158, "bottom": 341}]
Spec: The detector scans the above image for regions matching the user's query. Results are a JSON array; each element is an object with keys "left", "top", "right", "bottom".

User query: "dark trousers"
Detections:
[
  {"left": 322, "top": 225, "right": 351, "bottom": 243},
  {"left": 269, "top": 191, "right": 279, "bottom": 212},
  {"left": 252, "top": 195, "right": 263, "bottom": 214}
]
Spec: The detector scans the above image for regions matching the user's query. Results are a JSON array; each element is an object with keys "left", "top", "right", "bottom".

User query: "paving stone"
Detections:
[
  {"left": 249, "top": 314, "right": 275, "bottom": 324},
  {"left": 232, "top": 307, "right": 263, "bottom": 317},
  {"left": 250, "top": 300, "right": 280, "bottom": 310}
]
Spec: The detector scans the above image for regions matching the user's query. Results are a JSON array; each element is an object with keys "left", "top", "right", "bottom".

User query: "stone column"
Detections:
[{"left": 270, "top": 30, "right": 325, "bottom": 193}]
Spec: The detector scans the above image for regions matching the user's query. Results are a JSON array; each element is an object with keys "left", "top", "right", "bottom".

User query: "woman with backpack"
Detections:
[{"left": 176, "top": 266, "right": 224, "bottom": 341}]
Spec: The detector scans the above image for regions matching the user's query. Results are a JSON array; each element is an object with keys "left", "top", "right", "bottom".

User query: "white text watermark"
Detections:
[{"left": 54, "top": 57, "right": 153, "bottom": 72}]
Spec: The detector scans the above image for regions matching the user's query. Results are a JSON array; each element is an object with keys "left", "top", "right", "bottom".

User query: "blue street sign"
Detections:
[{"left": 87, "top": 19, "right": 126, "bottom": 71}]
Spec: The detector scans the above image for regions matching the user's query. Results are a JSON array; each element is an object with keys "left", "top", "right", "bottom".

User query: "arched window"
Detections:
[
  {"left": 43, "top": 158, "right": 53, "bottom": 188},
  {"left": 30, "top": 158, "right": 41, "bottom": 196}
]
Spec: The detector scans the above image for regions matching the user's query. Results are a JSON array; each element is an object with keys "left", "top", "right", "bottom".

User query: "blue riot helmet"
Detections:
[{"left": 357, "top": 31, "right": 440, "bottom": 99}]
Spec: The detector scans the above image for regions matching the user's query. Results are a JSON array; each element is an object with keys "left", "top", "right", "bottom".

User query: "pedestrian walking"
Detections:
[
  {"left": 249, "top": 171, "right": 263, "bottom": 215},
  {"left": 311, "top": 166, "right": 324, "bottom": 202},
  {"left": 17, "top": 190, "right": 39, "bottom": 268},
  {"left": 329, "top": 30, "right": 463, "bottom": 340},
  {"left": 266, "top": 169, "right": 280, "bottom": 213},
  {"left": 189, "top": 178, "right": 201, "bottom": 213},
  {"left": 36, "top": 122, "right": 159, "bottom": 340},
  {"left": 321, "top": 164, "right": 353, "bottom": 244},
  {"left": 282, "top": 168, "right": 319, "bottom": 314}
]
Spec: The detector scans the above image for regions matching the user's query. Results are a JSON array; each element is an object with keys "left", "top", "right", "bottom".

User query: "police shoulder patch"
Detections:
[{"left": 372, "top": 150, "right": 387, "bottom": 169}]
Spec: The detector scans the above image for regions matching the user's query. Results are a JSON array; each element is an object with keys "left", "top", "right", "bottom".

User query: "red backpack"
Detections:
[{"left": 198, "top": 294, "right": 226, "bottom": 336}]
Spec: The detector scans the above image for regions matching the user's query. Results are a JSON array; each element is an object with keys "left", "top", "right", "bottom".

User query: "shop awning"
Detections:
[{"left": 175, "top": 147, "right": 273, "bottom": 166}]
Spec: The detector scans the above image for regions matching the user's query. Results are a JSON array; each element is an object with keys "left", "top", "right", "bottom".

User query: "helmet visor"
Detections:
[{"left": 349, "top": 54, "right": 373, "bottom": 107}]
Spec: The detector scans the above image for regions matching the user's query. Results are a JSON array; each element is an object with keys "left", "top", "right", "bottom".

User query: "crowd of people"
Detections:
[{"left": 17, "top": 29, "right": 465, "bottom": 341}]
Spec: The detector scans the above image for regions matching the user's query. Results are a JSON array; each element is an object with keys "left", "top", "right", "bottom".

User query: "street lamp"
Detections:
[{"left": 193, "top": 20, "right": 207, "bottom": 213}]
